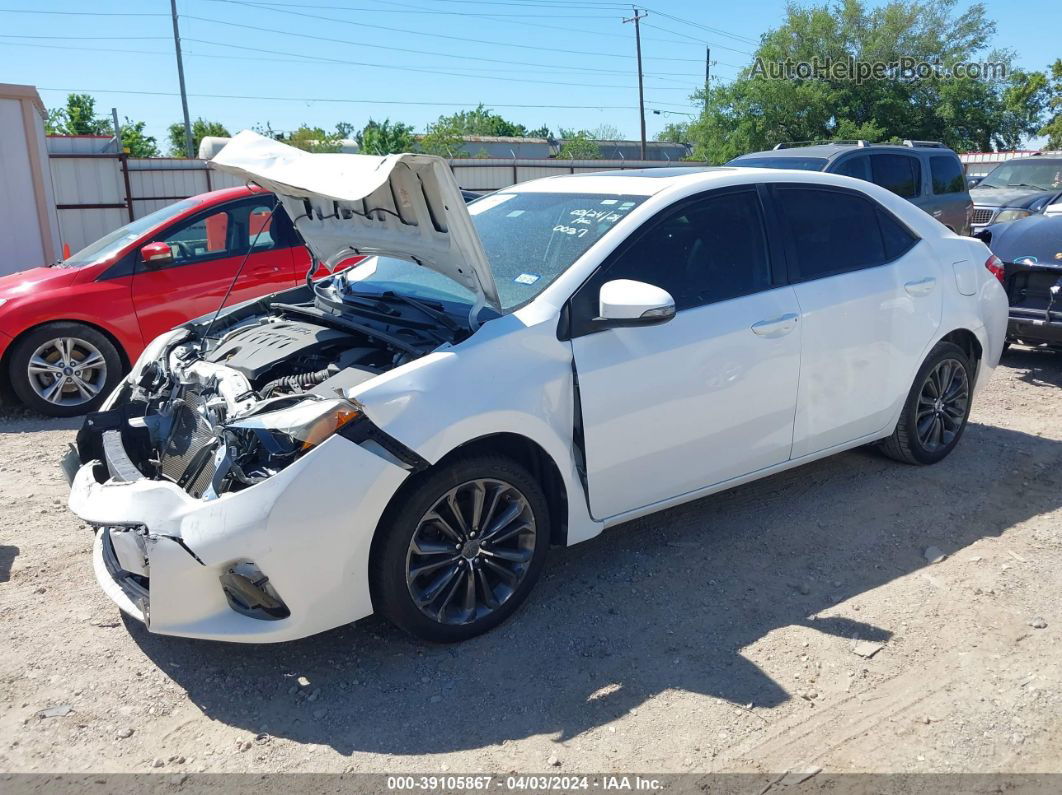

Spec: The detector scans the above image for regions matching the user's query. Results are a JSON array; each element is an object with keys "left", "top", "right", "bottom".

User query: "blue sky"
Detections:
[{"left": 1, "top": 0, "right": 1058, "bottom": 150}]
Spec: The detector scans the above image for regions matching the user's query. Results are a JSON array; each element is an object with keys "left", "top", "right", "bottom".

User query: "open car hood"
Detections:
[{"left": 211, "top": 130, "right": 501, "bottom": 310}]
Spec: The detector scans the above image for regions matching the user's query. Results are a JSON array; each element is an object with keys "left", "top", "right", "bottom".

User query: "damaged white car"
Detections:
[{"left": 67, "top": 131, "right": 1008, "bottom": 643}]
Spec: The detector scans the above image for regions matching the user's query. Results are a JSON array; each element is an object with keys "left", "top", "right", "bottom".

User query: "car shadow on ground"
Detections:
[
  {"left": 0, "top": 545, "right": 17, "bottom": 583},
  {"left": 127, "top": 421, "right": 1062, "bottom": 757},
  {"left": 1003, "top": 345, "right": 1062, "bottom": 388},
  {"left": 0, "top": 407, "right": 80, "bottom": 435}
]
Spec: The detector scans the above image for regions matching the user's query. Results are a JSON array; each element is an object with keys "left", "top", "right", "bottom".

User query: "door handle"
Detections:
[
  {"left": 250, "top": 264, "right": 280, "bottom": 275},
  {"left": 751, "top": 313, "right": 799, "bottom": 337},
  {"left": 905, "top": 276, "right": 936, "bottom": 297}
]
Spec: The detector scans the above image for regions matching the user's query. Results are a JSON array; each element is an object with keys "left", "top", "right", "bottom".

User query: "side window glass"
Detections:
[
  {"left": 871, "top": 154, "right": 921, "bottom": 198},
  {"left": 834, "top": 155, "right": 870, "bottom": 181},
  {"left": 878, "top": 209, "right": 919, "bottom": 260},
  {"left": 248, "top": 204, "right": 277, "bottom": 250},
  {"left": 777, "top": 187, "right": 887, "bottom": 279},
  {"left": 598, "top": 190, "right": 772, "bottom": 311},
  {"left": 158, "top": 210, "right": 232, "bottom": 265},
  {"left": 930, "top": 156, "right": 965, "bottom": 194}
]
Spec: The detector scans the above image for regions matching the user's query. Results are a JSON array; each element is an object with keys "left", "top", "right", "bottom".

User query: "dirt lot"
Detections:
[{"left": 0, "top": 349, "right": 1060, "bottom": 776}]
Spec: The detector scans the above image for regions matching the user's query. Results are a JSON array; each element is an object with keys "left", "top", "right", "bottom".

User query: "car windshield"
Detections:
[
  {"left": 979, "top": 161, "right": 1062, "bottom": 191},
  {"left": 341, "top": 191, "right": 647, "bottom": 312},
  {"left": 728, "top": 156, "right": 828, "bottom": 171},
  {"left": 60, "top": 198, "right": 202, "bottom": 267}
]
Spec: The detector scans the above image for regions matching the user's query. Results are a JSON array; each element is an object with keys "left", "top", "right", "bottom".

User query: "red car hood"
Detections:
[{"left": 0, "top": 266, "right": 81, "bottom": 301}]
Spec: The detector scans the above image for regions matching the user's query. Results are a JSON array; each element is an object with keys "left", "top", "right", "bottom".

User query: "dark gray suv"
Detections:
[{"left": 727, "top": 140, "right": 973, "bottom": 235}]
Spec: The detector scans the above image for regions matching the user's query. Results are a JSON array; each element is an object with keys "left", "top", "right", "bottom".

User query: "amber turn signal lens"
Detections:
[{"left": 300, "top": 407, "right": 360, "bottom": 451}]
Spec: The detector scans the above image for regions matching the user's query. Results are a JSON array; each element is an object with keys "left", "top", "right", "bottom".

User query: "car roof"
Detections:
[
  {"left": 510, "top": 167, "right": 738, "bottom": 196},
  {"left": 193, "top": 185, "right": 262, "bottom": 205},
  {"left": 733, "top": 144, "right": 957, "bottom": 160}
]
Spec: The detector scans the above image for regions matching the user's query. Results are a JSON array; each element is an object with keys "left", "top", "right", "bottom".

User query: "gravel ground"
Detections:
[{"left": 0, "top": 348, "right": 1060, "bottom": 776}]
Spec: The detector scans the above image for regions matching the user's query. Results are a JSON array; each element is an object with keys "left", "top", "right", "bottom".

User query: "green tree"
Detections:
[
  {"left": 281, "top": 124, "right": 343, "bottom": 153},
  {"left": 116, "top": 118, "right": 160, "bottom": 157},
  {"left": 557, "top": 130, "right": 601, "bottom": 159},
  {"left": 527, "top": 125, "right": 552, "bottom": 138},
  {"left": 432, "top": 104, "right": 531, "bottom": 138},
  {"left": 1041, "top": 59, "right": 1062, "bottom": 150},
  {"left": 167, "top": 118, "right": 231, "bottom": 157},
  {"left": 656, "top": 122, "right": 691, "bottom": 143},
  {"left": 356, "top": 118, "right": 415, "bottom": 155},
  {"left": 684, "top": 0, "right": 1050, "bottom": 163},
  {"left": 419, "top": 117, "right": 467, "bottom": 158},
  {"left": 45, "top": 93, "right": 111, "bottom": 135}
]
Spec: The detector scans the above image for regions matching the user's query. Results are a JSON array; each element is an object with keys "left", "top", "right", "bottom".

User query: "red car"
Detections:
[{"left": 0, "top": 187, "right": 316, "bottom": 417}]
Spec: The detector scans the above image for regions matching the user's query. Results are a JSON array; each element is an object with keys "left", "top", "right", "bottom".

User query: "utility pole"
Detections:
[
  {"left": 704, "top": 47, "right": 711, "bottom": 113},
  {"left": 623, "top": 7, "right": 648, "bottom": 160},
  {"left": 170, "top": 0, "right": 194, "bottom": 158}
]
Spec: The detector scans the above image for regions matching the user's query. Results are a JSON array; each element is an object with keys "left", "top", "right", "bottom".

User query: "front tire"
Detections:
[
  {"left": 371, "top": 453, "right": 550, "bottom": 642},
  {"left": 881, "top": 341, "right": 973, "bottom": 465},
  {"left": 8, "top": 322, "right": 123, "bottom": 417}
]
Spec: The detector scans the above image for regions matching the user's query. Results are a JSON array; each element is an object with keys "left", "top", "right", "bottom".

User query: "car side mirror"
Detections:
[
  {"left": 595, "top": 279, "right": 675, "bottom": 328},
  {"left": 967, "top": 176, "right": 983, "bottom": 188},
  {"left": 140, "top": 242, "right": 173, "bottom": 266}
]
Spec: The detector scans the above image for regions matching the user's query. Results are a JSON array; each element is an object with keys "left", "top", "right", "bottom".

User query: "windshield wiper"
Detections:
[
  {"left": 377, "top": 291, "right": 463, "bottom": 332},
  {"left": 1007, "top": 183, "right": 1046, "bottom": 189}
]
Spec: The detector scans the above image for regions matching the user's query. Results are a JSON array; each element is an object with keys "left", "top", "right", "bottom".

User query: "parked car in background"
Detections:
[
  {"left": 68, "top": 132, "right": 1007, "bottom": 645},
  {"left": 976, "top": 212, "right": 1062, "bottom": 350},
  {"left": 0, "top": 187, "right": 322, "bottom": 417},
  {"left": 969, "top": 156, "right": 1062, "bottom": 233},
  {"left": 727, "top": 140, "right": 973, "bottom": 235}
]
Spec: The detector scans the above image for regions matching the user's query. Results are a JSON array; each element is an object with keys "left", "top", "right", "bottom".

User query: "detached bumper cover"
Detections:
[{"left": 70, "top": 434, "right": 409, "bottom": 642}]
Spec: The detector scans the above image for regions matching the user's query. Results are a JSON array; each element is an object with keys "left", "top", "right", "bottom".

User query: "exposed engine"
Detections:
[{"left": 77, "top": 285, "right": 460, "bottom": 501}]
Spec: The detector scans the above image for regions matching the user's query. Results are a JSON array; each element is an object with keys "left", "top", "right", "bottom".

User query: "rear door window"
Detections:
[
  {"left": 930, "top": 156, "right": 966, "bottom": 194},
  {"left": 870, "top": 154, "right": 922, "bottom": 198},
  {"left": 833, "top": 155, "right": 870, "bottom": 181},
  {"left": 773, "top": 186, "right": 918, "bottom": 280}
]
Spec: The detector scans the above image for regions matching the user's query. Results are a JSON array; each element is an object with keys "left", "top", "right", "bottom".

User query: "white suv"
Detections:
[{"left": 67, "top": 132, "right": 1009, "bottom": 644}]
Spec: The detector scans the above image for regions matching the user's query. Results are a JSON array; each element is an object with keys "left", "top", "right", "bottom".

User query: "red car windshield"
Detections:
[{"left": 60, "top": 197, "right": 202, "bottom": 268}]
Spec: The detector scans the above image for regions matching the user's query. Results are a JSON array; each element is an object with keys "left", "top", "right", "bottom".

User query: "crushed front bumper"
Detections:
[{"left": 69, "top": 433, "right": 410, "bottom": 642}]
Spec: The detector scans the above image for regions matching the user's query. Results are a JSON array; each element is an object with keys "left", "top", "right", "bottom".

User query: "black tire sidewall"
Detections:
[
  {"left": 901, "top": 342, "right": 973, "bottom": 464},
  {"left": 8, "top": 323, "right": 123, "bottom": 417},
  {"left": 372, "top": 454, "right": 551, "bottom": 643}
]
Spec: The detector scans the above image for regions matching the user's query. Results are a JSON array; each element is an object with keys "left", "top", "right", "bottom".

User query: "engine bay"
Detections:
[{"left": 76, "top": 280, "right": 471, "bottom": 500}]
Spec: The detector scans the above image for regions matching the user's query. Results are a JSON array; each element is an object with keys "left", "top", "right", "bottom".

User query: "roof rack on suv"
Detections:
[
  {"left": 773, "top": 139, "right": 870, "bottom": 150},
  {"left": 902, "top": 140, "right": 948, "bottom": 148}
]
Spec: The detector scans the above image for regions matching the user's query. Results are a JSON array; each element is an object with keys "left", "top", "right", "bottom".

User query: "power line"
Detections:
[
  {"left": 183, "top": 36, "right": 696, "bottom": 91},
  {"left": 639, "top": 21, "right": 754, "bottom": 58},
  {"left": 0, "top": 33, "right": 171, "bottom": 40},
  {"left": 641, "top": 7, "right": 759, "bottom": 46},
  {"left": 0, "top": 8, "right": 168, "bottom": 15},
  {"left": 187, "top": 4, "right": 711, "bottom": 63},
  {"left": 200, "top": 0, "right": 622, "bottom": 18},
  {"left": 35, "top": 85, "right": 694, "bottom": 110},
  {"left": 179, "top": 14, "right": 708, "bottom": 72},
  {"left": 236, "top": 0, "right": 739, "bottom": 51},
  {"left": 0, "top": 32, "right": 704, "bottom": 83}
]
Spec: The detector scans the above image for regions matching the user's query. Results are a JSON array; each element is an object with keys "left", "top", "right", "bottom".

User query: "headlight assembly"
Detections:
[
  {"left": 994, "top": 208, "right": 1032, "bottom": 223},
  {"left": 229, "top": 398, "right": 362, "bottom": 454}
]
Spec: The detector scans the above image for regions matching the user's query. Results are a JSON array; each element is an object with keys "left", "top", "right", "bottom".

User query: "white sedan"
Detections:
[{"left": 67, "top": 131, "right": 1008, "bottom": 643}]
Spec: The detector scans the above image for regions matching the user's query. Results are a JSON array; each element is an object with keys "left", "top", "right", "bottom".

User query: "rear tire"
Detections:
[
  {"left": 8, "top": 322, "right": 123, "bottom": 417},
  {"left": 880, "top": 341, "right": 973, "bottom": 465},
  {"left": 371, "top": 453, "right": 550, "bottom": 642}
]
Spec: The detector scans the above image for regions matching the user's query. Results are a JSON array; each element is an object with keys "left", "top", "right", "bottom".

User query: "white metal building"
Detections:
[{"left": 0, "top": 83, "right": 61, "bottom": 276}]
